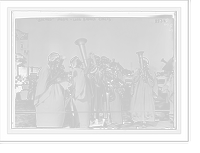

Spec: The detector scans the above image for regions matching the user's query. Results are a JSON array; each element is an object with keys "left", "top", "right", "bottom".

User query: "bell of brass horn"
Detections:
[
  {"left": 75, "top": 38, "right": 88, "bottom": 68},
  {"left": 75, "top": 38, "right": 98, "bottom": 75}
]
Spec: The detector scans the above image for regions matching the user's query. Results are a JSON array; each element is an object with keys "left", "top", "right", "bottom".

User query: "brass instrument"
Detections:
[
  {"left": 75, "top": 38, "right": 124, "bottom": 98},
  {"left": 136, "top": 51, "right": 150, "bottom": 82},
  {"left": 75, "top": 38, "right": 100, "bottom": 76},
  {"left": 75, "top": 38, "right": 88, "bottom": 68},
  {"left": 75, "top": 38, "right": 98, "bottom": 75}
]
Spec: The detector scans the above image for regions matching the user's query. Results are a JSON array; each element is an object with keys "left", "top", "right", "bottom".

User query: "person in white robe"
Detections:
[
  {"left": 162, "top": 72, "right": 174, "bottom": 124},
  {"left": 34, "top": 52, "right": 68, "bottom": 128},
  {"left": 71, "top": 57, "right": 94, "bottom": 128},
  {"left": 129, "top": 58, "right": 158, "bottom": 127},
  {"left": 90, "top": 56, "right": 108, "bottom": 126}
]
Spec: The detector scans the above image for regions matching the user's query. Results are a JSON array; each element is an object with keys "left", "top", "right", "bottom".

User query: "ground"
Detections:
[{"left": 14, "top": 86, "right": 173, "bottom": 129}]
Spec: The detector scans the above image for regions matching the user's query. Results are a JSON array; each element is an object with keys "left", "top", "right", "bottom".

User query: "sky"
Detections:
[{"left": 15, "top": 17, "right": 174, "bottom": 72}]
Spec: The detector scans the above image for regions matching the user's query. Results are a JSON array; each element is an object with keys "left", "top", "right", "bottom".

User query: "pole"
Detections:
[
  {"left": 17, "top": 65, "right": 19, "bottom": 76},
  {"left": 27, "top": 35, "right": 30, "bottom": 84},
  {"left": 27, "top": 50, "right": 29, "bottom": 78},
  {"left": 131, "top": 62, "right": 133, "bottom": 71}
]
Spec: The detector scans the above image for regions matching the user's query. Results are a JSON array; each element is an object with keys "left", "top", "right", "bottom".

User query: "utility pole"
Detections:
[
  {"left": 27, "top": 50, "right": 29, "bottom": 78},
  {"left": 131, "top": 62, "right": 133, "bottom": 71}
]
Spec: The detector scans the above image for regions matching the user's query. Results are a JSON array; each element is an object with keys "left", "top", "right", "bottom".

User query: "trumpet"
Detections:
[
  {"left": 75, "top": 38, "right": 98, "bottom": 75},
  {"left": 75, "top": 38, "right": 88, "bottom": 68},
  {"left": 136, "top": 51, "right": 149, "bottom": 82}
]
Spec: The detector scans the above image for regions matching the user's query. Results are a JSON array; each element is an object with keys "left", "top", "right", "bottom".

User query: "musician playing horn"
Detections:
[
  {"left": 71, "top": 57, "right": 93, "bottom": 128},
  {"left": 109, "top": 62, "right": 123, "bottom": 125},
  {"left": 91, "top": 56, "right": 108, "bottom": 126},
  {"left": 130, "top": 52, "right": 158, "bottom": 127}
]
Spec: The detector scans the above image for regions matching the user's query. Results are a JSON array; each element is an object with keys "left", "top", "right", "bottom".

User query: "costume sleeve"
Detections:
[
  {"left": 148, "top": 70, "right": 158, "bottom": 95},
  {"left": 34, "top": 65, "right": 50, "bottom": 105}
]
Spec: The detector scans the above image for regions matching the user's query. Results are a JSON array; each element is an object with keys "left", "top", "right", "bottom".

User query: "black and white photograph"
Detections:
[
  {"left": 13, "top": 13, "right": 176, "bottom": 130},
  {"left": 0, "top": 0, "right": 190, "bottom": 144}
]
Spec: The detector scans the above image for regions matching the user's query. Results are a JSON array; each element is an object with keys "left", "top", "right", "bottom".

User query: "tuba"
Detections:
[
  {"left": 136, "top": 51, "right": 149, "bottom": 82},
  {"left": 75, "top": 38, "right": 98, "bottom": 75}
]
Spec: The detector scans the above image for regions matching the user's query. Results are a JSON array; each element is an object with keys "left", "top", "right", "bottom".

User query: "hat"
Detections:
[
  {"left": 48, "top": 52, "right": 60, "bottom": 62},
  {"left": 60, "top": 55, "right": 66, "bottom": 60}
]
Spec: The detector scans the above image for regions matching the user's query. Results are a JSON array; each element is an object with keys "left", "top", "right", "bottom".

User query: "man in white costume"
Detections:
[
  {"left": 71, "top": 57, "right": 94, "bottom": 128},
  {"left": 34, "top": 52, "right": 69, "bottom": 128},
  {"left": 130, "top": 58, "right": 158, "bottom": 127}
]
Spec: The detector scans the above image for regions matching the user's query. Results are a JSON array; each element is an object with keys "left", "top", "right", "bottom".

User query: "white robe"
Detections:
[
  {"left": 129, "top": 69, "right": 158, "bottom": 122},
  {"left": 72, "top": 68, "right": 94, "bottom": 128},
  {"left": 34, "top": 66, "right": 67, "bottom": 128}
]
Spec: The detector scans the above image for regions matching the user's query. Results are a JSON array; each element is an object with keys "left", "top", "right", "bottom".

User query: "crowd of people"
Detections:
[
  {"left": 31, "top": 47, "right": 174, "bottom": 129},
  {"left": 15, "top": 75, "right": 37, "bottom": 100}
]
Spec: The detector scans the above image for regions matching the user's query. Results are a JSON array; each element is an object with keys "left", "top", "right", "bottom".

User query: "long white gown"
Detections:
[
  {"left": 130, "top": 70, "right": 158, "bottom": 122},
  {"left": 72, "top": 68, "right": 94, "bottom": 128},
  {"left": 34, "top": 66, "right": 67, "bottom": 128}
]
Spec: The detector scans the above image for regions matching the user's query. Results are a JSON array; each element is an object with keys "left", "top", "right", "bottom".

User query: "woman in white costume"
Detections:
[
  {"left": 71, "top": 57, "right": 93, "bottom": 128},
  {"left": 130, "top": 58, "right": 158, "bottom": 127},
  {"left": 34, "top": 52, "right": 68, "bottom": 128}
]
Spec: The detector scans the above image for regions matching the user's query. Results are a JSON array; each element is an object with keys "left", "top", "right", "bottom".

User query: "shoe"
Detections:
[
  {"left": 94, "top": 119, "right": 98, "bottom": 125},
  {"left": 142, "top": 124, "right": 146, "bottom": 128},
  {"left": 102, "top": 119, "right": 108, "bottom": 127},
  {"left": 142, "top": 122, "right": 147, "bottom": 128}
]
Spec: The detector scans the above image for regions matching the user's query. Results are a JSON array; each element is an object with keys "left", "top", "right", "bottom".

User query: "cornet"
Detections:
[{"left": 136, "top": 51, "right": 147, "bottom": 82}]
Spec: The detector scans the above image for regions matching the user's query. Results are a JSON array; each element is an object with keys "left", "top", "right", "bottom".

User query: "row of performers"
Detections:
[{"left": 34, "top": 51, "right": 174, "bottom": 128}]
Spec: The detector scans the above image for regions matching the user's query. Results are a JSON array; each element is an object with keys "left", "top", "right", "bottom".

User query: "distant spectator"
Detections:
[{"left": 15, "top": 75, "right": 22, "bottom": 100}]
